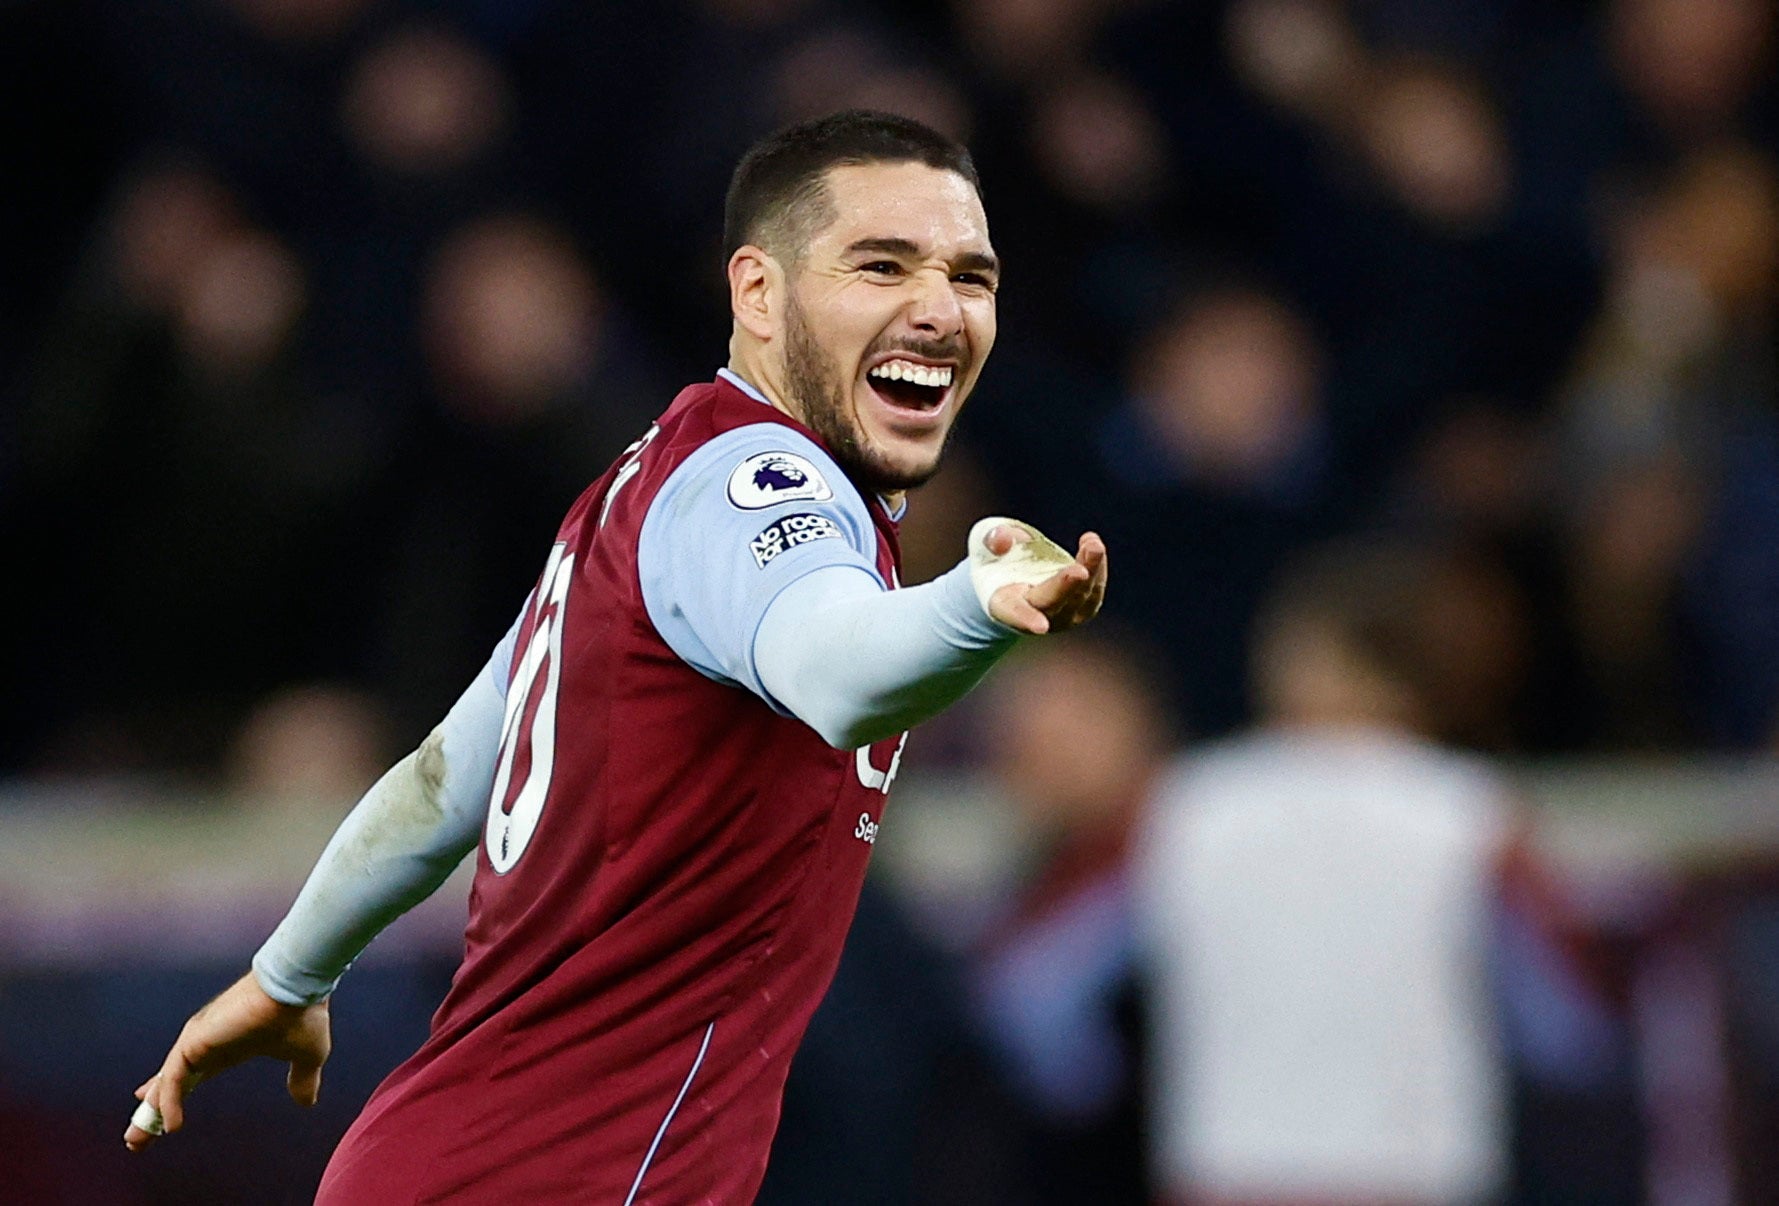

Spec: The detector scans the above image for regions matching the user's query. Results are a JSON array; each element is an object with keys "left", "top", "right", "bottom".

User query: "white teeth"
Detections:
[{"left": 868, "top": 359, "right": 954, "bottom": 389}]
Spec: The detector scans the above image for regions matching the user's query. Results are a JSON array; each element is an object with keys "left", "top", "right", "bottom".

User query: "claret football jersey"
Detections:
[{"left": 317, "top": 374, "right": 908, "bottom": 1205}]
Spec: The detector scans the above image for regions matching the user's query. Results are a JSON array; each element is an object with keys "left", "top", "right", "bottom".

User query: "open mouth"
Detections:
[{"left": 866, "top": 359, "right": 954, "bottom": 413}]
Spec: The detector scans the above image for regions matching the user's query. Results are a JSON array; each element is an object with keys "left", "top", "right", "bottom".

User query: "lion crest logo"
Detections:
[
  {"left": 753, "top": 458, "right": 809, "bottom": 492},
  {"left": 728, "top": 450, "right": 834, "bottom": 510}
]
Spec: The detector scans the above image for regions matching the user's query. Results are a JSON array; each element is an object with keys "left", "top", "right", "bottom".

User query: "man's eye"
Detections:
[
  {"left": 953, "top": 272, "right": 996, "bottom": 289},
  {"left": 861, "top": 261, "right": 904, "bottom": 276}
]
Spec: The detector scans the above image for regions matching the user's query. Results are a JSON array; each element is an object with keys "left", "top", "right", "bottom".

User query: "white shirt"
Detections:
[{"left": 1138, "top": 727, "right": 1511, "bottom": 1204}]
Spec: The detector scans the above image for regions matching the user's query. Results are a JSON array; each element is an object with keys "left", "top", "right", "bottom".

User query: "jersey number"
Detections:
[
  {"left": 486, "top": 542, "right": 575, "bottom": 873},
  {"left": 600, "top": 423, "right": 659, "bottom": 527}
]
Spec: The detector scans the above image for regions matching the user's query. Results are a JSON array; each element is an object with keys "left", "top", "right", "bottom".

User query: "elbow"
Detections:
[
  {"left": 788, "top": 697, "right": 880, "bottom": 751},
  {"left": 812, "top": 710, "right": 901, "bottom": 752},
  {"left": 782, "top": 674, "right": 945, "bottom": 750},
  {"left": 811, "top": 715, "right": 868, "bottom": 751},
  {"left": 415, "top": 726, "right": 448, "bottom": 801}
]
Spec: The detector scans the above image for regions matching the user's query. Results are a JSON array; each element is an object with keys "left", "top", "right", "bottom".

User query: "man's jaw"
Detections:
[
  {"left": 811, "top": 383, "right": 947, "bottom": 496},
  {"left": 780, "top": 335, "right": 955, "bottom": 493}
]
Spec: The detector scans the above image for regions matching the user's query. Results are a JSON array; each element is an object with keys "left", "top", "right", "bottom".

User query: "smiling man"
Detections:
[
  {"left": 124, "top": 111, "right": 1107, "bottom": 1204},
  {"left": 731, "top": 156, "right": 999, "bottom": 495}
]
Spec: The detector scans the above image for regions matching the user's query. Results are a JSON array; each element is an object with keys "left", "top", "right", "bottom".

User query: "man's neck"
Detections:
[{"left": 725, "top": 349, "right": 797, "bottom": 420}]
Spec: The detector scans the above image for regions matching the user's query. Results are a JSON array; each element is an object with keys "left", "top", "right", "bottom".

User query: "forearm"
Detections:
[
  {"left": 252, "top": 657, "right": 505, "bottom": 1005},
  {"left": 754, "top": 560, "right": 1018, "bottom": 749}
]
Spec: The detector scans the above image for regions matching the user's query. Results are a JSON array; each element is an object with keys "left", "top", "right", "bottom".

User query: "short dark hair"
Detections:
[
  {"left": 1251, "top": 538, "right": 1445, "bottom": 720},
  {"left": 722, "top": 110, "right": 981, "bottom": 262}
]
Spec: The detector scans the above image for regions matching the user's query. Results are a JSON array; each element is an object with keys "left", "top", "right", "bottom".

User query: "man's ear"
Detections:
[{"left": 727, "top": 245, "right": 780, "bottom": 342}]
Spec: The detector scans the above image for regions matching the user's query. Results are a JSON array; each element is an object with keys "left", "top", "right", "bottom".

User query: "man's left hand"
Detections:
[{"left": 984, "top": 527, "right": 1108, "bottom": 635}]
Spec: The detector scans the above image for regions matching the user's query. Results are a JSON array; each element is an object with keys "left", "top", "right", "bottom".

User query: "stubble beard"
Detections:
[{"left": 783, "top": 292, "right": 949, "bottom": 496}]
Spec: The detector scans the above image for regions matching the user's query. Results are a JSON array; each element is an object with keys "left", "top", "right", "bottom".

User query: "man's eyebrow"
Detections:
[
  {"left": 843, "top": 237, "right": 1001, "bottom": 275},
  {"left": 843, "top": 237, "right": 924, "bottom": 258},
  {"left": 954, "top": 250, "right": 1000, "bottom": 276}
]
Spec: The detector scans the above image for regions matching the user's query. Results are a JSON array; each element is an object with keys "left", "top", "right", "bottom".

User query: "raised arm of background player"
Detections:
[{"left": 124, "top": 511, "right": 1105, "bottom": 1151}]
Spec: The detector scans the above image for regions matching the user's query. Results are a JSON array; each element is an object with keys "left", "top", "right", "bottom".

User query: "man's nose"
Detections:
[{"left": 906, "top": 268, "right": 965, "bottom": 336}]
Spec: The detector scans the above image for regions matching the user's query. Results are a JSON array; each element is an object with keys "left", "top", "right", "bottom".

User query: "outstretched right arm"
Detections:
[
  {"left": 125, "top": 620, "right": 518, "bottom": 1151},
  {"left": 251, "top": 638, "right": 513, "bottom": 1005}
]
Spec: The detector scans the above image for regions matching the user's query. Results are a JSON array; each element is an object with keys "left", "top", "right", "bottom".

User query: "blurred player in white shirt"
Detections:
[{"left": 1140, "top": 541, "right": 1520, "bottom": 1206}]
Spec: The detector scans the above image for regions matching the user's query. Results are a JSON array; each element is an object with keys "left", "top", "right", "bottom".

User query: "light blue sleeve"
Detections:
[
  {"left": 754, "top": 561, "right": 1017, "bottom": 749},
  {"left": 638, "top": 423, "right": 884, "bottom": 708},
  {"left": 251, "top": 613, "right": 520, "bottom": 1005}
]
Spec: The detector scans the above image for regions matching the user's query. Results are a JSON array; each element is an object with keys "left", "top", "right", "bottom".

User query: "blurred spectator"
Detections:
[
  {"left": 1281, "top": 50, "right": 1593, "bottom": 472},
  {"left": 1558, "top": 454, "right": 1710, "bottom": 749},
  {"left": 588, "top": 0, "right": 832, "bottom": 360},
  {"left": 314, "top": 16, "right": 525, "bottom": 413},
  {"left": 175, "top": 226, "right": 310, "bottom": 385},
  {"left": 1408, "top": 544, "right": 1535, "bottom": 752},
  {"left": 1515, "top": 0, "right": 1779, "bottom": 251},
  {"left": 1394, "top": 400, "right": 1549, "bottom": 544},
  {"left": 370, "top": 212, "right": 668, "bottom": 732},
  {"left": 968, "top": 633, "right": 1179, "bottom": 1205},
  {"left": 1357, "top": 57, "right": 1512, "bottom": 236},
  {"left": 108, "top": 162, "right": 242, "bottom": 317},
  {"left": 80, "top": 0, "right": 365, "bottom": 236},
  {"left": 227, "top": 684, "right": 392, "bottom": 811},
  {"left": 340, "top": 23, "right": 512, "bottom": 180},
  {"left": 1383, "top": 399, "right": 1593, "bottom": 754},
  {"left": 1609, "top": 0, "right": 1776, "bottom": 139},
  {"left": 769, "top": 26, "right": 973, "bottom": 141},
  {"left": 18, "top": 159, "right": 373, "bottom": 775},
  {"left": 421, "top": 213, "right": 607, "bottom": 427},
  {"left": 1139, "top": 539, "right": 1519, "bottom": 1205},
  {"left": 1027, "top": 71, "right": 1172, "bottom": 218},
  {"left": 952, "top": 0, "right": 1107, "bottom": 85},
  {"left": 1038, "top": 282, "right": 1340, "bottom": 736},
  {"left": 1225, "top": 0, "right": 1369, "bottom": 130},
  {"left": 1128, "top": 286, "right": 1325, "bottom": 494},
  {"left": 1552, "top": 145, "right": 1779, "bottom": 748}
]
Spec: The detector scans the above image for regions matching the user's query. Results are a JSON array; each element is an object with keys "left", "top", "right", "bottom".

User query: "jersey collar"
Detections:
[
  {"left": 717, "top": 368, "right": 906, "bottom": 521},
  {"left": 717, "top": 367, "right": 771, "bottom": 406}
]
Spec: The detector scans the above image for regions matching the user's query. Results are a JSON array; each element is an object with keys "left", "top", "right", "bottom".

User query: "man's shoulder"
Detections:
[{"left": 655, "top": 374, "right": 812, "bottom": 451}]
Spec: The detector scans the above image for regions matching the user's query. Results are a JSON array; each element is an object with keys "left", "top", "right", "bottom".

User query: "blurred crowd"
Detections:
[
  {"left": 4, "top": 0, "right": 1779, "bottom": 1202},
  {"left": 4, "top": 0, "right": 1778, "bottom": 773}
]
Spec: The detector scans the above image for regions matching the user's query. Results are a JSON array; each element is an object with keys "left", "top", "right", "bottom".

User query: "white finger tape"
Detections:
[
  {"left": 966, "top": 516, "right": 1076, "bottom": 616},
  {"left": 130, "top": 1100, "right": 166, "bottom": 1135}
]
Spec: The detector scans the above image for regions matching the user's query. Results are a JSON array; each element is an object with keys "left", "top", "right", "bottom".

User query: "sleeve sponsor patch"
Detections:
[
  {"left": 750, "top": 513, "right": 843, "bottom": 567},
  {"left": 727, "top": 451, "right": 835, "bottom": 510}
]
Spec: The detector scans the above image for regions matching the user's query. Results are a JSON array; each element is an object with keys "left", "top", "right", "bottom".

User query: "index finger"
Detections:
[
  {"left": 1079, "top": 532, "right": 1107, "bottom": 600},
  {"left": 150, "top": 1047, "right": 208, "bottom": 1135},
  {"left": 1078, "top": 532, "right": 1106, "bottom": 577},
  {"left": 1027, "top": 533, "right": 1103, "bottom": 610}
]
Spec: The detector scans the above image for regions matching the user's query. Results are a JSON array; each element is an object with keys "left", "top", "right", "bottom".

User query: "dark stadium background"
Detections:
[{"left": 3, "top": 0, "right": 1778, "bottom": 1202}]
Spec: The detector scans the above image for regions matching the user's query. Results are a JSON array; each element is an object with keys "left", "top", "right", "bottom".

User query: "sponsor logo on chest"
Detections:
[{"left": 854, "top": 812, "right": 880, "bottom": 845}]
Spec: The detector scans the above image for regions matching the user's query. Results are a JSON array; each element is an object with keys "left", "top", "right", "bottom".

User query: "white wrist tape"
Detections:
[{"left": 966, "top": 517, "right": 1076, "bottom": 616}]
